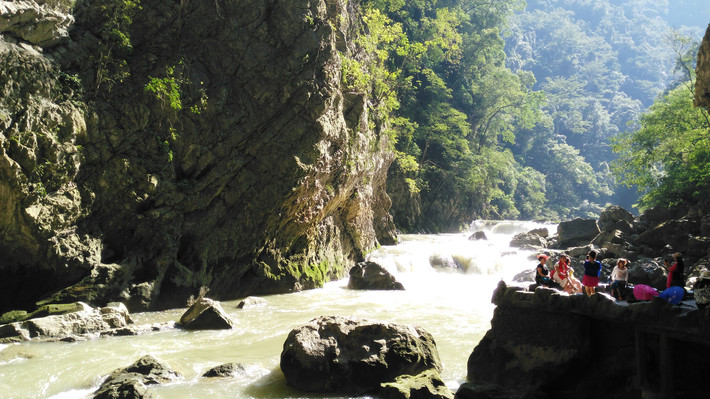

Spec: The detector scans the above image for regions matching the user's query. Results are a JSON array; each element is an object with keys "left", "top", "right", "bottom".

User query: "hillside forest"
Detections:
[{"left": 359, "top": 0, "right": 710, "bottom": 232}]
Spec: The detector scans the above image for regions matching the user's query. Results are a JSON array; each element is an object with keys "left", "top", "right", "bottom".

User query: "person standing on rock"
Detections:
[
  {"left": 610, "top": 258, "right": 629, "bottom": 300},
  {"left": 666, "top": 252, "right": 685, "bottom": 289},
  {"left": 582, "top": 250, "right": 602, "bottom": 296}
]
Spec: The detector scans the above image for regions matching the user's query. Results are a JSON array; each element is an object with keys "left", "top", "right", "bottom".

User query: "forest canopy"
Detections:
[{"left": 358, "top": 0, "right": 709, "bottom": 231}]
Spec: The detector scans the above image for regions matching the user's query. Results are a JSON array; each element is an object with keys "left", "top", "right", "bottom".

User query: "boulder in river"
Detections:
[
  {"left": 348, "top": 261, "right": 404, "bottom": 290},
  {"left": 202, "top": 362, "right": 246, "bottom": 378},
  {"left": 94, "top": 355, "right": 181, "bottom": 399},
  {"left": 178, "top": 298, "right": 234, "bottom": 330},
  {"left": 509, "top": 232, "right": 547, "bottom": 249},
  {"left": 236, "top": 296, "right": 267, "bottom": 309},
  {"left": 280, "top": 315, "right": 442, "bottom": 394},
  {"left": 468, "top": 231, "right": 487, "bottom": 240}
]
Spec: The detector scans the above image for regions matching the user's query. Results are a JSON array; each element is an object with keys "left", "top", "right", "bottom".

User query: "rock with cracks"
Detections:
[{"left": 280, "top": 315, "right": 441, "bottom": 395}]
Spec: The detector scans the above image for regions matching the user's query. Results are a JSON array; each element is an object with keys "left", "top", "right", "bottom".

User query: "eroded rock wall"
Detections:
[
  {"left": 0, "top": 0, "right": 396, "bottom": 312},
  {"left": 695, "top": 24, "right": 710, "bottom": 110}
]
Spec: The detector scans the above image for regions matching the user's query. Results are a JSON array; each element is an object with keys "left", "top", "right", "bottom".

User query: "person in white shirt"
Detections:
[{"left": 610, "top": 258, "right": 629, "bottom": 300}]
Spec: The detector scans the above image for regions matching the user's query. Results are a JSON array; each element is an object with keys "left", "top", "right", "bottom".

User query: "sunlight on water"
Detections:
[{"left": 0, "top": 221, "right": 555, "bottom": 399}]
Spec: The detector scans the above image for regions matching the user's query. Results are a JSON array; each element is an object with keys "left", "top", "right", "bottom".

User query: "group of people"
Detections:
[{"left": 534, "top": 251, "right": 689, "bottom": 301}]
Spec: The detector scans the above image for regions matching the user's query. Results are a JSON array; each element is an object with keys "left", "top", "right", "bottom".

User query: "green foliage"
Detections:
[
  {"left": 145, "top": 65, "right": 183, "bottom": 112},
  {"left": 84, "top": 0, "right": 142, "bottom": 95},
  {"left": 611, "top": 82, "right": 710, "bottom": 210}
]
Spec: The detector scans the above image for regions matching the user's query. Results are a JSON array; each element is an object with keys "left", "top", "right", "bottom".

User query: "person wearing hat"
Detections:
[
  {"left": 609, "top": 258, "right": 629, "bottom": 301},
  {"left": 694, "top": 270, "right": 710, "bottom": 309},
  {"left": 535, "top": 254, "right": 554, "bottom": 287}
]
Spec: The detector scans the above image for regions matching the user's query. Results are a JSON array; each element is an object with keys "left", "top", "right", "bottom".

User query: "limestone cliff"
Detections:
[
  {"left": 695, "top": 24, "right": 710, "bottom": 110},
  {"left": 0, "top": 0, "right": 396, "bottom": 313}
]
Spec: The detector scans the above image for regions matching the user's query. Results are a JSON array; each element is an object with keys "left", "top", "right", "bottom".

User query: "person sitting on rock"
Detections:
[
  {"left": 609, "top": 258, "right": 629, "bottom": 301},
  {"left": 553, "top": 255, "right": 582, "bottom": 294},
  {"left": 582, "top": 250, "right": 602, "bottom": 296},
  {"left": 694, "top": 270, "right": 710, "bottom": 310},
  {"left": 666, "top": 252, "right": 685, "bottom": 289},
  {"left": 535, "top": 254, "right": 554, "bottom": 287}
]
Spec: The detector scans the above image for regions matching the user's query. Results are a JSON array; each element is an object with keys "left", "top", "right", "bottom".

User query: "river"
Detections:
[{"left": 0, "top": 220, "right": 555, "bottom": 399}]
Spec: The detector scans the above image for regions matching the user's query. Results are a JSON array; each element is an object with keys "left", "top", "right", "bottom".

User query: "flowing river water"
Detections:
[{"left": 0, "top": 220, "right": 555, "bottom": 399}]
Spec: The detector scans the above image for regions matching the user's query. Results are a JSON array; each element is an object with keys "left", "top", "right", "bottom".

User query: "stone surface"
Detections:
[
  {"left": 236, "top": 296, "right": 267, "bottom": 309},
  {"left": 178, "top": 298, "right": 234, "bottom": 330},
  {"left": 464, "top": 281, "right": 710, "bottom": 398},
  {"left": 348, "top": 261, "right": 404, "bottom": 290},
  {"left": 695, "top": 24, "right": 710, "bottom": 110},
  {"left": 202, "top": 362, "right": 246, "bottom": 378},
  {"left": 598, "top": 205, "right": 634, "bottom": 233},
  {"left": 556, "top": 218, "right": 600, "bottom": 248},
  {"left": 509, "top": 232, "right": 546, "bottom": 248},
  {"left": 280, "top": 315, "right": 442, "bottom": 394},
  {"left": 0, "top": 0, "right": 74, "bottom": 47},
  {"left": 0, "top": 0, "right": 397, "bottom": 314},
  {"left": 379, "top": 369, "right": 453, "bottom": 399},
  {"left": 94, "top": 355, "right": 180, "bottom": 399},
  {"left": 0, "top": 302, "right": 132, "bottom": 343},
  {"left": 468, "top": 231, "right": 487, "bottom": 241}
]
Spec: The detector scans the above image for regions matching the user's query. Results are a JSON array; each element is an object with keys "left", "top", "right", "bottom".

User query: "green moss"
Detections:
[{"left": 0, "top": 310, "right": 28, "bottom": 325}]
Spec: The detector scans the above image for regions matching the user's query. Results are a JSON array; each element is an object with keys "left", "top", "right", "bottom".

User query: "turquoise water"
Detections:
[{"left": 0, "top": 222, "right": 553, "bottom": 398}]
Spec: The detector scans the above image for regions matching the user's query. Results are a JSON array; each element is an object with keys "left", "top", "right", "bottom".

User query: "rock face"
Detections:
[
  {"left": 0, "top": 0, "right": 397, "bottom": 313},
  {"left": 178, "top": 298, "right": 234, "bottom": 330},
  {"left": 695, "top": 24, "right": 710, "bottom": 110},
  {"left": 556, "top": 218, "right": 600, "bottom": 248},
  {"left": 202, "top": 362, "right": 246, "bottom": 378},
  {"left": 462, "top": 281, "right": 710, "bottom": 398},
  {"left": 348, "top": 261, "right": 404, "bottom": 290},
  {"left": 94, "top": 355, "right": 180, "bottom": 399},
  {"left": 280, "top": 315, "right": 442, "bottom": 395}
]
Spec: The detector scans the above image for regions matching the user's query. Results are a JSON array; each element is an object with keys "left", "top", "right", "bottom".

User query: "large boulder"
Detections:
[
  {"left": 598, "top": 205, "right": 634, "bottom": 233},
  {"left": 202, "top": 362, "right": 246, "bottom": 378},
  {"left": 509, "top": 232, "right": 547, "bottom": 249},
  {"left": 0, "top": 302, "right": 132, "bottom": 343},
  {"left": 280, "top": 315, "right": 442, "bottom": 394},
  {"left": 178, "top": 298, "right": 234, "bottom": 330},
  {"left": 348, "top": 261, "right": 404, "bottom": 290},
  {"left": 627, "top": 260, "right": 668, "bottom": 290},
  {"left": 557, "top": 218, "right": 600, "bottom": 248},
  {"left": 94, "top": 355, "right": 181, "bottom": 399},
  {"left": 636, "top": 219, "right": 700, "bottom": 253}
]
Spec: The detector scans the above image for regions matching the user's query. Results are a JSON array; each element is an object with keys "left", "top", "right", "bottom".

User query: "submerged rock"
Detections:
[
  {"left": 236, "top": 296, "right": 267, "bottom": 309},
  {"left": 348, "top": 261, "right": 404, "bottom": 290},
  {"left": 178, "top": 298, "right": 234, "bottom": 330},
  {"left": 202, "top": 362, "right": 246, "bottom": 378},
  {"left": 280, "top": 315, "right": 441, "bottom": 394}
]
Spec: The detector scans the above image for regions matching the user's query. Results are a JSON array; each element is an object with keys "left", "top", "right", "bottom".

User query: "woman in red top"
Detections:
[{"left": 666, "top": 252, "right": 685, "bottom": 289}]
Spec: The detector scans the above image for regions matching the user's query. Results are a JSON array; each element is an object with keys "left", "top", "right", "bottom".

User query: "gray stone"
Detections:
[
  {"left": 557, "top": 218, "right": 600, "bottom": 248},
  {"left": 379, "top": 369, "right": 453, "bottom": 399},
  {"left": 236, "top": 296, "right": 267, "bottom": 309},
  {"left": 94, "top": 355, "right": 180, "bottom": 399},
  {"left": 202, "top": 362, "right": 246, "bottom": 378},
  {"left": 280, "top": 315, "right": 441, "bottom": 394},
  {"left": 348, "top": 261, "right": 404, "bottom": 290},
  {"left": 179, "top": 298, "right": 234, "bottom": 330}
]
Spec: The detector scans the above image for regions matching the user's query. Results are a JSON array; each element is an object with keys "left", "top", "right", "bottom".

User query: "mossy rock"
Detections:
[
  {"left": 0, "top": 310, "right": 29, "bottom": 325},
  {"left": 379, "top": 369, "right": 453, "bottom": 399},
  {"left": 0, "top": 303, "right": 90, "bottom": 325}
]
